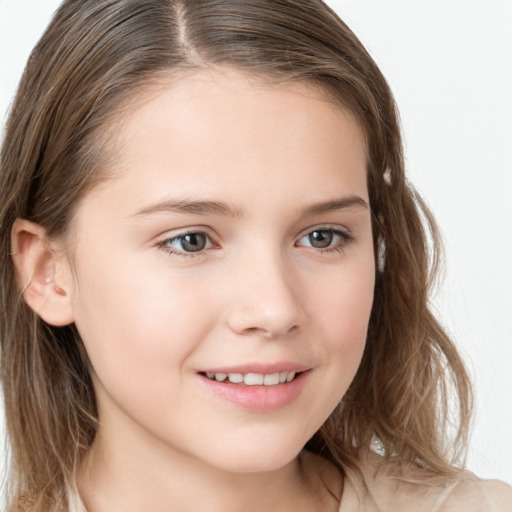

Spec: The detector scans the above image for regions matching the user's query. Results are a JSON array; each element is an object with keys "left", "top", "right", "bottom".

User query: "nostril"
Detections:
[
  {"left": 225, "top": 276, "right": 303, "bottom": 338},
  {"left": 239, "top": 324, "right": 299, "bottom": 339}
]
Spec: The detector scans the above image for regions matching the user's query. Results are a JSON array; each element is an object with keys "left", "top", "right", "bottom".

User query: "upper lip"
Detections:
[{"left": 198, "top": 362, "right": 310, "bottom": 375}]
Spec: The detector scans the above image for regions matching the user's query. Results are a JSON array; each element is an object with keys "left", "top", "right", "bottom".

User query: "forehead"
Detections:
[{"left": 79, "top": 68, "right": 368, "bottom": 220}]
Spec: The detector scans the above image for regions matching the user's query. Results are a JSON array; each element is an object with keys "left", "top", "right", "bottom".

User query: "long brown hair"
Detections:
[{"left": 0, "top": 0, "right": 472, "bottom": 509}]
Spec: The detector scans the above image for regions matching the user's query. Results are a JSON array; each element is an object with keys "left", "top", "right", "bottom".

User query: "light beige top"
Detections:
[
  {"left": 337, "top": 453, "right": 512, "bottom": 512},
  {"left": 68, "top": 454, "right": 512, "bottom": 512}
]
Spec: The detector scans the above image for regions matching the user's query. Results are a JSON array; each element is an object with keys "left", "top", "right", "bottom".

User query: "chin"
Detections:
[
  {"left": 199, "top": 434, "right": 306, "bottom": 475},
  {"left": 216, "top": 454, "right": 299, "bottom": 475}
]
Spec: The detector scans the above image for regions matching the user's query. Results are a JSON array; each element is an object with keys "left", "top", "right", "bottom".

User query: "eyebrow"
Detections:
[
  {"left": 130, "top": 195, "right": 368, "bottom": 218},
  {"left": 303, "top": 195, "right": 368, "bottom": 215},
  {"left": 130, "top": 199, "right": 244, "bottom": 218}
]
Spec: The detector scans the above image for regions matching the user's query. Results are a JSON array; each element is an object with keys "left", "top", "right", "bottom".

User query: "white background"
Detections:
[{"left": 1, "top": 0, "right": 511, "bottom": 485}]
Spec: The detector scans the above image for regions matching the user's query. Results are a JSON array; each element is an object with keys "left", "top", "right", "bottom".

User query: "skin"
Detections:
[{"left": 15, "top": 68, "right": 375, "bottom": 511}]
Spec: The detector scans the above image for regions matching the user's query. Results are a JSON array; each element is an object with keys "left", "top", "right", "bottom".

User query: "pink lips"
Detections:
[{"left": 197, "top": 362, "right": 311, "bottom": 412}]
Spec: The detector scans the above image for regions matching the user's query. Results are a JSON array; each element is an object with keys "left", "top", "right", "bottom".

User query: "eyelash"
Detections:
[
  {"left": 296, "top": 227, "right": 354, "bottom": 254},
  {"left": 156, "top": 230, "right": 215, "bottom": 259},
  {"left": 156, "top": 226, "right": 353, "bottom": 258}
]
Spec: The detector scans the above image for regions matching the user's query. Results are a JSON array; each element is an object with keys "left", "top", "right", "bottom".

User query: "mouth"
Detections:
[
  {"left": 199, "top": 370, "right": 301, "bottom": 386},
  {"left": 197, "top": 363, "right": 311, "bottom": 411},
  {"left": 197, "top": 367, "right": 310, "bottom": 411}
]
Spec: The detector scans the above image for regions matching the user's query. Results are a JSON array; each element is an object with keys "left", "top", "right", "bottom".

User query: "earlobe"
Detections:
[{"left": 11, "top": 219, "right": 75, "bottom": 326}]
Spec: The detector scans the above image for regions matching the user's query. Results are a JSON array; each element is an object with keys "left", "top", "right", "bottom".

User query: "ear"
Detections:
[{"left": 11, "top": 219, "right": 75, "bottom": 326}]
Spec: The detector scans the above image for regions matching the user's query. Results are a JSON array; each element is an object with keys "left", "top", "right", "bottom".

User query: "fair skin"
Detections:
[{"left": 13, "top": 68, "right": 375, "bottom": 511}]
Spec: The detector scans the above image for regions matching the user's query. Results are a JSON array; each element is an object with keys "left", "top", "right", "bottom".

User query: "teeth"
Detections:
[
  {"left": 244, "top": 373, "right": 264, "bottom": 385},
  {"left": 228, "top": 373, "right": 243, "bottom": 384},
  {"left": 205, "top": 371, "right": 299, "bottom": 385},
  {"left": 263, "top": 373, "right": 280, "bottom": 385}
]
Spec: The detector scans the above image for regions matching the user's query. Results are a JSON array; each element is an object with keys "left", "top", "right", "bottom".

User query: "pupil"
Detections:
[
  {"left": 182, "top": 233, "right": 206, "bottom": 252},
  {"left": 309, "top": 230, "right": 332, "bottom": 248}
]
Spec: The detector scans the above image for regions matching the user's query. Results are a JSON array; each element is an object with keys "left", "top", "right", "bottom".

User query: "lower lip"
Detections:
[{"left": 198, "top": 371, "right": 310, "bottom": 412}]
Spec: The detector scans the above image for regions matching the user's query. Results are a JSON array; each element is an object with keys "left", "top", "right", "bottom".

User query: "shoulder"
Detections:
[
  {"left": 340, "top": 451, "right": 512, "bottom": 512},
  {"left": 443, "top": 477, "right": 512, "bottom": 512}
]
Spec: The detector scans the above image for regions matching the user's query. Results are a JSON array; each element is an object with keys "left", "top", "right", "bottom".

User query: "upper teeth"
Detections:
[{"left": 205, "top": 371, "right": 297, "bottom": 385}]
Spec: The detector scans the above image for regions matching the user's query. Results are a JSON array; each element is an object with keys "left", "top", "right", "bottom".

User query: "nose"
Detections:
[{"left": 225, "top": 251, "right": 304, "bottom": 339}]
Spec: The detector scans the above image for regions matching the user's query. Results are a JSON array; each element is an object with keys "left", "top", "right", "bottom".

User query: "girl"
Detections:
[{"left": 0, "top": 1, "right": 510, "bottom": 511}]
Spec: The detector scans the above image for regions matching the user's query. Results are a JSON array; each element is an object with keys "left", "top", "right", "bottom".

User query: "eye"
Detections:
[
  {"left": 297, "top": 227, "right": 352, "bottom": 252},
  {"left": 158, "top": 231, "right": 213, "bottom": 255}
]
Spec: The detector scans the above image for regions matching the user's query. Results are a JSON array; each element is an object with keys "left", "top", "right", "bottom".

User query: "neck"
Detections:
[{"left": 77, "top": 422, "right": 341, "bottom": 512}]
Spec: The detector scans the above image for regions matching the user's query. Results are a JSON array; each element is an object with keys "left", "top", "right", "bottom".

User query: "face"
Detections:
[{"left": 66, "top": 68, "right": 375, "bottom": 474}]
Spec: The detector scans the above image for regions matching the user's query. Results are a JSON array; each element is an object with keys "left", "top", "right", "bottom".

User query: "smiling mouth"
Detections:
[{"left": 200, "top": 371, "right": 300, "bottom": 386}]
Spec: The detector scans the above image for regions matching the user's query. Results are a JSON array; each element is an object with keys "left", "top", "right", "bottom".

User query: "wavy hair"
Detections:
[{"left": 0, "top": 0, "right": 472, "bottom": 509}]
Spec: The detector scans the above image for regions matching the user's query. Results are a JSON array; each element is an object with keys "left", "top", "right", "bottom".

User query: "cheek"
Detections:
[
  {"left": 71, "top": 264, "right": 222, "bottom": 432},
  {"left": 71, "top": 253, "right": 217, "bottom": 387},
  {"left": 313, "top": 257, "right": 375, "bottom": 378},
  {"left": 317, "top": 256, "right": 375, "bottom": 333}
]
